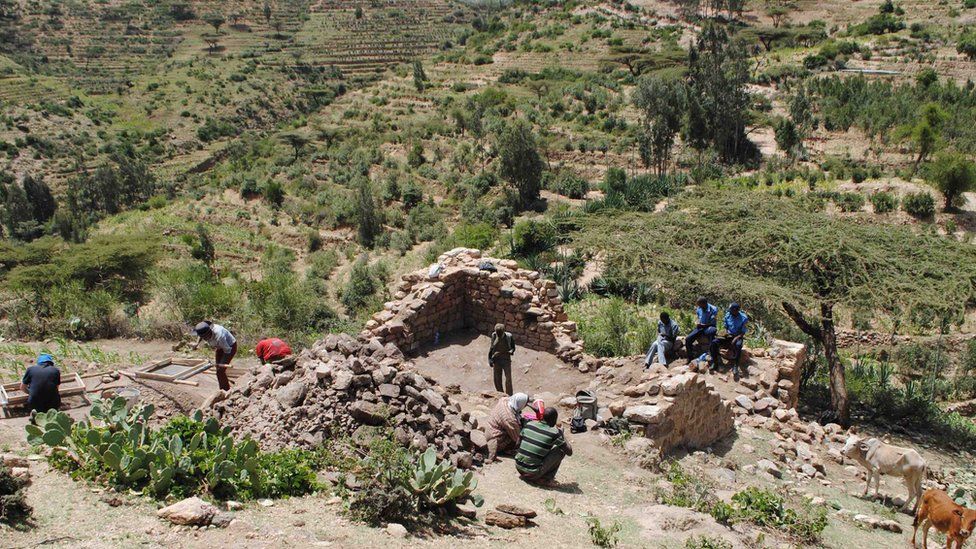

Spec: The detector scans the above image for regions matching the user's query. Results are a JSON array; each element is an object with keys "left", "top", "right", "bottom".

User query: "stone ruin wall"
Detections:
[
  {"left": 617, "top": 371, "right": 735, "bottom": 455},
  {"left": 215, "top": 248, "right": 808, "bottom": 462},
  {"left": 364, "top": 248, "right": 584, "bottom": 363},
  {"left": 594, "top": 342, "right": 806, "bottom": 455}
]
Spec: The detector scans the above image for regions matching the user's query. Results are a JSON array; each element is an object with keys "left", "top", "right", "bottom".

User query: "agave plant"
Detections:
[{"left": 406, "top": 448, "right": 483, "bottom": 510}]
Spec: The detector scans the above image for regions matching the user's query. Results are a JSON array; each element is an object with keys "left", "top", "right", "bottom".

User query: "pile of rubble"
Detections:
[
  {"left": 210, "top": 333, "right": 482, "bottom": 466},
  {"left": 364, "top": 248, "right": 584, "bottom": 363}
]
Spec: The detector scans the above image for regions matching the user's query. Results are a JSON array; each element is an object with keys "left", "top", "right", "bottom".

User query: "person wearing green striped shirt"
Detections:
[{"left": 515, "top": 408, "right": 573, "bottom": 486}]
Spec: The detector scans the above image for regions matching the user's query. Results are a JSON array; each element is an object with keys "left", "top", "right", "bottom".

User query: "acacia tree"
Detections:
[
  {"left": 576, "top": 190, "right": 976, "bottom": 425},
  {"left": 633, "top": 75, "right": 686, "bottom": 175},
  {"left": 496, "top": 119, "right": 544, "bottom": 208}
]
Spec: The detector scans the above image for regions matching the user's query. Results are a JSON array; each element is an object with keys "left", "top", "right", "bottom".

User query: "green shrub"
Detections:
[
  {"left": 154, "top": 264, "right": 242, "bottom": 324},
  {"left": 247, "top": 252, "right": 337, "bottom": 337},
  {"left": 835, "top": 192, "right": 865, "bottom": 212},
  {"left": 958, "top": 29, "right": 976, "bottom": 60},
  {"left": 965, "top": 339, "right": 976, "bottom": 372},
  {"left": 341, "top": 254, "right": 383, "bottom": 313},
  {"left": 587, "top": 517, "right": 621, "bottom": 548},
  {"left": 332, "top": 435, "right": 483, "bottom": 526},
  {"left": 0, "top": 464, "right": 32, "bottom": 528},
  {"left": 307, "top": 230, "right": 323, "bottom": 252},
  {"left": 869, "top": 191, "right": 897, "bottom": 213},
  {"left": 511, "top": 219, "right": 556, "bottom": 257},
  {"left": 26, "top": 398, "right": 320, "bottom": 501},
  {"left": 550, "top": 171, "right": 589, "bottom": 199},
  {"left": 451, "top": 222, "right": 498, "bottom": 250},
  {"left": 730, "top": 488, "right": 827, "bottom": 543},
  {"left": 401, "top": 181, "right": 423, "bottom": 209},
  {"left": 263, "top": 181, "right": 285, "bottom": 209},
  {"left": 902, "top": 191, "right": 935, "bottom": 218},
  {"left": 568, "top": 297, "right": 657, "bottom": 358}
]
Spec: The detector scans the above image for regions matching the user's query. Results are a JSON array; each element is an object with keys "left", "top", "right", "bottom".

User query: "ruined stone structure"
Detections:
[
  {"left": 215, "top": 249, "right": 807, "bottom": 464},
  {"left": 616, "top": 370, "right": 734, "bottom": 455},
  {"left": 364, "top": 248, "right": 584, "bottom": 363}
]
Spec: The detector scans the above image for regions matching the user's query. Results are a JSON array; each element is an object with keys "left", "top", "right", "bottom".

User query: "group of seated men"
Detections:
[{"left": 644, "top": 297, "right": 749, "bottom": 378}]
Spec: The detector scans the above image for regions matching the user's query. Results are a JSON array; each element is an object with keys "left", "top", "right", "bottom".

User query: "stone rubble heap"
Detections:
[
  {"left": 211, "top": 333, "right": 481, "bottom": 466},
  {"left": 364, "top": 248, "right": 584, "bottom": 363}
]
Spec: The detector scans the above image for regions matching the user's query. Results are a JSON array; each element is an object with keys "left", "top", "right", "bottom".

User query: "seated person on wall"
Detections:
[
  {"left": 485, "top": 393, "right": 530, "bottom": 462},
  {"left": 710, "top": 302, "right": 748, "bottom": 378},
  {"left": 644, "top": 311, "right": 681, "bottom": 368},
  {"left": 255, "top": 336, "right": 292, "bottom": 365},
  {"left": 21, "top": 354, "right": 61, "bottom": 414},
  {"left": 685, "top": 297, "right": 718, "bottom": 362},
  {"left": 515, "top": 408, "right": 573, "bottom": 487}
]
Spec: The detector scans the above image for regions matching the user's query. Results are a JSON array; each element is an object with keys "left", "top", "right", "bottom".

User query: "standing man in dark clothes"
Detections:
[
  {"left": 515, "top": 408, "right": 573, "bottom": 486},
  {"left": 488, "top": 323, "right": 516, "bottom": 395},
  {"left": 685, "top": 297, "right": 718, "bottom": 362},
  {"left": 192, "top": 321, "right": 237, "bottom": 391},
  {"left": 20, "top": 354, "right": 61, "bottom": 413}
]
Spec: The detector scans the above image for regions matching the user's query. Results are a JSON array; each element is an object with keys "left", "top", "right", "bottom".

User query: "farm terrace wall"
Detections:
[{"left": 364, "top": 248, "right": 584, "bottom": 363}]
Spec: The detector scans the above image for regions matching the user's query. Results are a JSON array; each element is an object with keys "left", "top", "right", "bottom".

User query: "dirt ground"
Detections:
[{"left": 1, "top": 332, "right": 972, "bottom": 548}]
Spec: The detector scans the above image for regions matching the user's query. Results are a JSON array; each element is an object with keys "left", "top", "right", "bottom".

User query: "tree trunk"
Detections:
[
  {"left": 782, "top": 301, "right": 850, "bottom": 425},
  {"left": 819, "top": 302, "right": 849, "bottom": 425}
]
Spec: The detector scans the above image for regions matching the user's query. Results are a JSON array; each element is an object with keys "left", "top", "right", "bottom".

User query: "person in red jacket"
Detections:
[{"left": 254, "top": 337, "right": 292, "bottom": 365}]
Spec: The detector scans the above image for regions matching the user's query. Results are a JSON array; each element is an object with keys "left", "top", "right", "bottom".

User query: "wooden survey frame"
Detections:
[
  {"left": 0, "top": 372, "right": 86, "bottom": 408},
  {"left": 131, "top": 357, "right": 211, "bottom": 382}
]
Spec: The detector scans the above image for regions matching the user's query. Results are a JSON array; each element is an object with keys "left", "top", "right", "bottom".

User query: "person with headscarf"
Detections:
[
  {"left": 20, "top": 354, "right": 61, "bottom": 413},
  {"left": 488, "top": 323, "right": 516, "bottom": 395},
  {"left": 191, "top": 320, "right": 237, "bottom": 391},
  {"left": 484, "top": 392, "right": 529, "bottom": 462}
]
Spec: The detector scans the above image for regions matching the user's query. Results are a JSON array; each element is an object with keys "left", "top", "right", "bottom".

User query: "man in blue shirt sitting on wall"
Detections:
[
  {"left": 685, "top": 297, "right": 718, "bottom": 362},
  {"left": 711, "top": 302, "right": 748, "bottom": 379}
]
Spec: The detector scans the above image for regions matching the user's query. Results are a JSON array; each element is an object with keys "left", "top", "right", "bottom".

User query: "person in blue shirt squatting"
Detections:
[
  {"left": 711, "top": 302, "right": 748, "bottom": 379},
  {"left": 684, "top": 297, "right": 718, "bottom": 363}
]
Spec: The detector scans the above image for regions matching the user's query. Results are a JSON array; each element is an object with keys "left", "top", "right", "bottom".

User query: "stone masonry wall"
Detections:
[
  {"left": 614, "top": 370, "right": 735, "bottom": 455},
  {"left": 364, "top": 248, "right": 584, "bottom": 363}
]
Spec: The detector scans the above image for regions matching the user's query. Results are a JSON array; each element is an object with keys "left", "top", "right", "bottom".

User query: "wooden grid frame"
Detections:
[
  {"left": 132, "top": 358, "right": 211, "bottom": 382},
  {"left": 1, "top": 372, "right": 86, "bottom": 408}
]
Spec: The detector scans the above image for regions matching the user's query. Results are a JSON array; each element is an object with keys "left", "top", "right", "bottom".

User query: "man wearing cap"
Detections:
[
  {"left": 488, "top": 323, "right": 516, "bottom": 395},
  {"left": 20, "top": 354, "right": 61, "bottom": 413},
  {"left": 711, "top": 303, "right": 748, "bottom": 378},
  {"left": 192, "top": 321, "right": 237, "bottom": 391},
  {"left": 254, "top": 337, "right": 292, "bottom": 365},
  {"left": 685, "top": 297, "right": 718, "bottom": 362}
]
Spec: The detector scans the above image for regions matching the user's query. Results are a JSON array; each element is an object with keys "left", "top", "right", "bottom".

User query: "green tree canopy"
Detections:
[
  {"left": 575, "top": 189, "right": 976, "bottom": 423},
  {"left": 926, "top": 150, "right": 976, "bottom": 209},
  {"left": 496, "top": 119, "right": 544, "bottom": 208}
]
